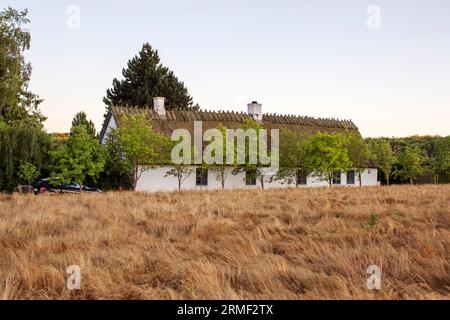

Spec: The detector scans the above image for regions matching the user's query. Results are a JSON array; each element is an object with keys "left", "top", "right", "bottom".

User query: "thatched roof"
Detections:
[{"left": 100, "top": 106, "right": 359, "bottom": 141}]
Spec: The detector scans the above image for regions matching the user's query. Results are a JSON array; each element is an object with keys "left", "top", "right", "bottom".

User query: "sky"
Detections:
[{"left": 2, "top": 0, "right": 450, "bottom": 137}]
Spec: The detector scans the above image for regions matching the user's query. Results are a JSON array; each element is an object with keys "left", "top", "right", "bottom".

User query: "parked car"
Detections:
[{"left": 34, "top": 179, "right": 102, "bottom": 194}]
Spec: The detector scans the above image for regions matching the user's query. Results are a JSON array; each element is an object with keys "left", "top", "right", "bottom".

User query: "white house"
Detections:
[{"left": 99, "top": 98, "right": 379, "bottom": 192}]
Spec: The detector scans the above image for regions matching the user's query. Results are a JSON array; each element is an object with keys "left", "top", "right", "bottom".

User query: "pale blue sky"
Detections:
[{"left": 3, "top": 0, "right": 450, "bottom": 137}]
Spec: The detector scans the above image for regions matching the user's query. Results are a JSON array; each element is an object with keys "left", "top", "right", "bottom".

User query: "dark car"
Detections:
[{"left": 34, "top": 179, "right": 102, "bottom": 194}]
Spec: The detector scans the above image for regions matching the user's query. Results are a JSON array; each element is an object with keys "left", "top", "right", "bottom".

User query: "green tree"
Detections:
[
  {"left": 429, "top": 136, "right": 450, "bottom": 184},
  {"left": 71, "top": 111, "right": 96, "bottom": 138},
  {"left": 0, "top": 126, "right": 51, "bottom": 191},
  {"left": 98, "top": 130, "right": 133, "bottom": 190},
  {"left": 104, "top": 43, "right": 197, "bottom": 110},
  {"left": 394, "top": 146, "right": 423, "bottom": 185},
  {"left": 18, "top": 162, "right": 39, "bottom": 185},
  {"left": 369, "top": 139, "right": 395, "bottom": 185},
  {"left": 345, "top": 133, "right": 370, "bottom": 187},
  {"left": 233, "top": 119, "right": 269, "bottom": 189},
  {"left": 275, "top": 129, "right": 309, "bottom": 187},
  {"left": 306, "top": 132, "right": 351, "bottom": 188},
  {"left": 50, "top": 126, "right": 105, "bottom": 191},
  {"left": 203, "top": 125, "right": 231, "bottom": 189},
  {"left": 166, "top": 130, "right": 198, "bottom": 191},
  {"left": 165, "top": 164, "right": 193, "bottom": 191},
  {"left": 0, "top": 7, "right": 44, "bottom": 128},
  {"left": 116, "top": 115, "right": 171, "bottom": 190}
]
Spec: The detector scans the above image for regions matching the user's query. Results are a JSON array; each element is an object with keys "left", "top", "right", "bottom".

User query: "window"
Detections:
[
  {"left": 196, "top": 168, "right": 208, "bottom": 186},
  {"left": 346, "top": 170, "right": 355, "bottom": 185},
  {"left": 296, "top": 171, "right": 307, "bottom": 185},
  {"left": 332, "top": 171, "right": 341, "bottom": 185},
  {"left": 245, "top": 170, "right": 257, "bottom": 185}
]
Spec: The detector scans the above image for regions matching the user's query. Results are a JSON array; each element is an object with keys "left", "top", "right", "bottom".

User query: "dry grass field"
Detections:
[{"left": 0, "top": 185, "right": 449, "bottom": 300}]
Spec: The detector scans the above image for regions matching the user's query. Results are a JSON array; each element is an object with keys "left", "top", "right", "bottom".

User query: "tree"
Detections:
[
  {"left": 306, "top": 132, "right": 351, "bottom": 187},
  {"left": 166, "top": 130, "right": 196, "bottom": 191},
  {"left": 0, "top": 126, "right": 52, "bottom": 191},
  {"left": 0, "top": 7, "right": 44, "bottom": 128},
  {"left": 345, "top": 133, "right": 370, "bottom": 187},
  {"left": 50, "top": 126, "right": 105, "bottom": 192},
  {"left": 429, "top": 136, "right": 450, "bottom": 184},
  {"left": 233, "top": 119, "right": 268, "bottom": 189},
  {"left": 104, "top": 43, "right": 197, "bottom": 110},
  {"left": 204, "top": 125, "right": 230, "bottom": 189},
  {"left": 116, "top": 115, "right": 171, "bottom": 190},
  {"left": 275, "top": 129, "right": 309, "bottom": 187},
  {"left": 71, "top": 111, "right": 96, "bottom": 138},
  {"left": 394, "top": 146, "right": 423, "bottom": 185},
  {"left": 165, "top": 164, "right": 193, "bottom": 191},
  {"left": 98, "top": 130, "right": 133, "bottom": 190},
  {"left": 18, "top": 162, "right": 39, "bottom": 185},
  {"left": 369, "top": 139, "right": 395, "bottom": 185}
]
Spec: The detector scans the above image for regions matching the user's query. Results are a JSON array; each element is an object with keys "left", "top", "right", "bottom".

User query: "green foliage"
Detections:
[
  {"left": 306, "top": 132, "right": 351, "bottom": 187},
  {"left": 276, "top": 129, "right": 309, "bottom": 186},
  {"left": 0, "top": 126, "right": 52, "bottom": 191},
  {"left": 0, "top": 7, "right": 45, "bottom": 128},
  {"left": 50, "top": 126, "right": 105, "bottom": 189},
  {"left": 104, "top": 43, "right": 197, "bottom": 110},
  {"left": 98, "top": 130, "right": 133, "bottom": 191},
  {"left": 204, "top": 124, "right": 230, "bottom": 189},
  {"left": 367, "top": 136, "right": 450, "bottom": 184},
  {"left": 71, "top": 111, "right": 96, "bottom": 138},
  {"left": 368, "top": 138, "right": 396, "bottom": 185},
  {"left": 116, "top": 115, "right": 171, "bottom": 190},
  {"left": 429, "top": 136, "right": 450, "bottom": 183},
  {"left": 345, "top": 133, "right": 371, "bottom": 186},
  {"left": 165, "top": 164, "right": 193, "bottom": 191},
  {"left": 18, "top": 162, "right": 39, "bottom": 185},
  {"left": 233, "top": 119, "right": 267, "bottom": 189},
  {"left": 394, "top": 146, "right": 423, "bottom": 184},
  {"left": 166, "top": 129, "right": 197, "bottom": 190},
  {"left": 367, "top": 212, "right": 379, "bottom": 228}
]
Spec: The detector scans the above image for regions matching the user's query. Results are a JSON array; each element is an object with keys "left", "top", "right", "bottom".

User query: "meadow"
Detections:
[{"left": 0, "top": 185, "right": 449, "bottom": 299}]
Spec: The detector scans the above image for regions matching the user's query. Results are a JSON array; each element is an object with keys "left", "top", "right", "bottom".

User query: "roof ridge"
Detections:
[{"left": 108, "top": 106, "right": 358, "bottom": 129}]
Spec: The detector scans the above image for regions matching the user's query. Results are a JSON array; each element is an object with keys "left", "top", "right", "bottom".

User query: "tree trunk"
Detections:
[
  {"left": 260, "top": 176, "right": 265, "bottom": 190},
  {"left": 132, "top": 166, "right": 138, "bottom": 191},
  {"left": 386, "top": 175, "right": 389, "bottom": 186},
  {"left": 410, "top": 177, "right": 413, "bottom": 185},
  {"left": 358, "top": 172, "right": 362, "bottom": 187},
  {"left": 221, "top": 170, "right": 225, "bottom": 190}
]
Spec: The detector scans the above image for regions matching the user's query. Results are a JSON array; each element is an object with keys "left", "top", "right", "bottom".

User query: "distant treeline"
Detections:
[{"left": 366, "top": 136, "right": 450, "bottom": 184}]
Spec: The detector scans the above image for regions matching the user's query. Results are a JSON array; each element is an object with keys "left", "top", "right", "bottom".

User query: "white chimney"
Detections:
[
  {"left": 153, "top": 97, "right": 166, "bottom": 116},
  {"left": 247, "top": 101, "right": 262, "bottom": 121}
]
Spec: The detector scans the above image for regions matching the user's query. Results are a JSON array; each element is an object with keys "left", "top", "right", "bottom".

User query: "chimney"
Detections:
[
  {"left": 247, "top": 101, "right": 262, "bottom": 121},
  {"left": 153, "top": 97, "right": 166, "bottom": 117}
]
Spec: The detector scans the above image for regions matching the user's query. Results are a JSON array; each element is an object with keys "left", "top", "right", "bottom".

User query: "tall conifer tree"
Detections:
[{"left": 104, "top": 43, "right": 197, "bottom": 110}]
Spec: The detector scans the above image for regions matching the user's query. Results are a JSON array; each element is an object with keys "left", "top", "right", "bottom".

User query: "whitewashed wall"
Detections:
[{"left": 136, "top": 166, "right": 379, "bottom": 192}]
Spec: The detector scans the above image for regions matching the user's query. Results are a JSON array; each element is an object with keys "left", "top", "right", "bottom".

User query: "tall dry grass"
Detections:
[{"left": 0, "top": 185, "right": 449, "bottom": 300}]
